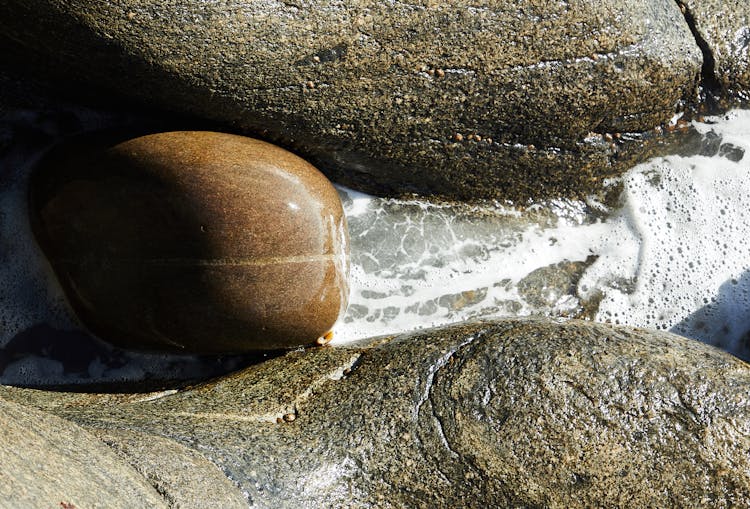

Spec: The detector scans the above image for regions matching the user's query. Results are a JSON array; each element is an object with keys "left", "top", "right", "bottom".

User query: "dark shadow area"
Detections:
[
  {"left": 671, "top": 270, "right": 750, "bottom": 362},
  {"left": 0, "top": 324, "right": 277, "bottom": 393}
]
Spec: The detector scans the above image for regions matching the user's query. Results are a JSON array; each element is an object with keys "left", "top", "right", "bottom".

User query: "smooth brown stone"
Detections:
[{"left": 30, "top": 131, "right": 349, "bottom": 353}]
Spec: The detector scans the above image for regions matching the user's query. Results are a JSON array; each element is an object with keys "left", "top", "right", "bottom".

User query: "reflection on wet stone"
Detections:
[
  {"left": 719, "top": 142, "right": 745, "bottom": 161},
  {"left": 437, "top": 288, "right": 488, "bottom": 312}
]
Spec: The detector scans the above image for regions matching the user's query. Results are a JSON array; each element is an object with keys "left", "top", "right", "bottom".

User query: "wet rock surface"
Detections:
[
  {"left": 677, "top": 0, "right": 750, "bottom": 103},
  {"left": 0, "top": 396, "right": 167, "bottom": 508},
  {"left": 5, "top": 318, "right": 749, "bottom": 507},
  {"left": 0, "top": 0, "right": 703, "bottom": 202},
  {"left": 30, "top": 131, "right": 349, "bottom": 353},
  {"left": 93, "top": 428, "right": 248, "bottom": 509},
  {"left": 517, "top": 257, "right": 595, "bottom": 313}
]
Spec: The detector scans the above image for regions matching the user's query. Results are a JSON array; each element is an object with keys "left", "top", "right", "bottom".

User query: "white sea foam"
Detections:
[
  {"left": 331, "top": 194, "right": 608, "bottom": 342},
  {"left": 580, "top": 110, "right": 750, "bottom": 358}
]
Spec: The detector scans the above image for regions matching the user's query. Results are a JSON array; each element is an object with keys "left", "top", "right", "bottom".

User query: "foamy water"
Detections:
[
  {"left": 332, "top": 110, "right": 750, "bottom": 361},
  {"left": 1, "top": 107, "right": 749, "bottom": 386}
]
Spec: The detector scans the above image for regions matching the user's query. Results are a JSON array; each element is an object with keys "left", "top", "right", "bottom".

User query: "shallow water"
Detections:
[{"left": 1, "top": 106, "right": 749, "bottom": 387}]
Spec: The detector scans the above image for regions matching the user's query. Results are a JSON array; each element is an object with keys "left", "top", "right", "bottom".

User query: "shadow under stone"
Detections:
[
  {"left": 670, "top": 270, "right": 750, "bottom": 362},
  {"left": 0, "top": 323, "right": 280, "bottom": 392}
]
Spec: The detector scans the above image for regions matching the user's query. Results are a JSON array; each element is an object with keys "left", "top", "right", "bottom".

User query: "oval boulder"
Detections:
[{"left": 30, "top": 131, "right": 349, "bottom": 353}]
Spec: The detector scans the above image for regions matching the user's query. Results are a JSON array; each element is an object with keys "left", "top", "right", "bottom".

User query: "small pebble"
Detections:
[{"left": 316, "top": 331, "right": 334, "bottom": 346}]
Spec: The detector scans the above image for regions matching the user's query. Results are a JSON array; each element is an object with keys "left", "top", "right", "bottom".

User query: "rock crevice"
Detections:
[{"left": 675, "top": 0, "right": 722, "bottom": 109}]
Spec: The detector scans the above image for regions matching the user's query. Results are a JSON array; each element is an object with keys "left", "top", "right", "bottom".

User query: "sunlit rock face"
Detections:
[
  {"left": 675, "top": 0, "right": 750, "bottom": 102},
  {"left": 11, "top": 318, "right": 749, "bottom": 508},
  {"left": 30, "top": 131, "right": 349, "bottom": 354}
]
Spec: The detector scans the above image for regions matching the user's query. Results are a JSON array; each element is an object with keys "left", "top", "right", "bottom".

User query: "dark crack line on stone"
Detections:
[
  {"left": 98, "top": 437, "right": 179, "bottom": 509},
  {"left": 676, "top": 389, "right": 702, "bottom": 424},
  {"left": 414, "top": 334, "right": 480, "bottom": 420},
  {"left": 430, "top": 400, "right": 460, "bottom": 459},
  {"left": 413, "top": 330, "right": 485, "bottom": 458},
  {"left": 562, "top": 380, "right": 596, "bottom": 406},
  {"left": 675, "top": 0, "right": 722, "bottom": 110}
]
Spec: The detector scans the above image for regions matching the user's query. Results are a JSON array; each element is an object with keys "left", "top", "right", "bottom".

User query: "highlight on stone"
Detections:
[{"left": 29, "top": 131, "right": 350, "bottom": 354}]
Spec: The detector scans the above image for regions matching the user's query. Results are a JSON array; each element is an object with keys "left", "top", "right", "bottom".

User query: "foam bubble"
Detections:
[{"left": 580, "top": 110, "right": 750, "bottom": 359}]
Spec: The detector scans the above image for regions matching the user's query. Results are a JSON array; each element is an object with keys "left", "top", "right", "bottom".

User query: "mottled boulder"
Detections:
[
  {"left": 30, "top": 131, "right": 349, "bottom": 353},
  {"left": 677, "top": 1, "right": 750, "bottom": 103},
  {"left": 0, "top": 396, "right": 167, "bottom": 508},
  {"left": 0, "top": 0, "right": 702, "bottom": 202},
  {"left": 10, "top": 318, "right": 749, "bottom": 507}
]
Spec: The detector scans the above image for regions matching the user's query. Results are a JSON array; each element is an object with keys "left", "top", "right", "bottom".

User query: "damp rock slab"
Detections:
[
  {"left": 0, "top": 0, "right": 702, "bottom": 202},
  {"left": 8, "top": 318, "right": 750, "bottom": 508},
  {"left": 30, "top": 131, "right": 349, "bottom": 353},
  {"left": 0, "top": 396, "right": 169, "bottom": 509}
]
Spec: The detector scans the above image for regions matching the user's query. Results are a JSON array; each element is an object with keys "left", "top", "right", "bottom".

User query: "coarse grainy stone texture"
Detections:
[
  {"left": 0, "top": 0, "right": 702, "bottom": 202},
  {"left": 7, "top": 318, "right": 749, "bottom": 508},
  {"left": 30, "top": 131, "right": 349, "bottom": 353},
  {"left": 0, "top": 396, "right": 168, "bottom": 509},
  {"left": 517, "top": 257, "right": 595, "bottom": 312},
  {"left": 676, "top": 0, "right": 750, "bottom": 104},
  {"left": 93, "top": 428, "right": 249, "bottom": 509}
]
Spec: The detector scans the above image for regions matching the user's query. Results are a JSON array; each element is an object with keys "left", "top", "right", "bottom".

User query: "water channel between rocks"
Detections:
[
  {"left": 1, "top": 108, "right": 750, "bottom": 387},
  {"left": 333, "top": 110, "right": 750, "bottom": 364}
]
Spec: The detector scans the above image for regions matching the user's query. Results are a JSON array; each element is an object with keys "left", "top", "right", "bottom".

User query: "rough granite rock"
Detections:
[
  {"left": 0, "top": 396, "right": 168, "bottom": 509},
  {"left": 517, "top": 257, "right": 594, "bottom": 311},
  {"left": 5, "top": 318, "right": 749, "bottom": 508},
  {"left": 93, "top": 428, "right": 248, "bottom": 509},
  {"left": 676, "top": 0, "right": 750, "bottom": 103},
  {"left": 0, "top": 0, "right": 702, "bottom": 202}
]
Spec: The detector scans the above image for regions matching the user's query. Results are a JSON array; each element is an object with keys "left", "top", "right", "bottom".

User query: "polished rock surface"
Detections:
[
  {"left": 8, "top": 318, "right": 748, "bottom": 507},
  {"left": 30, "top": 131, "right": 349, "bottom": 353}
]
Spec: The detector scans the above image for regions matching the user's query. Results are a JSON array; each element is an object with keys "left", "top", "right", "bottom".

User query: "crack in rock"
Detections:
[
  {"left": 167, "top": 352, "right": 363, "bottom": 424},
  {"left": 414, "top": 332, "right": 485, "bottom": 458},
  {"left": 675, "top": 0, "right": 722, "bottom": 108}
]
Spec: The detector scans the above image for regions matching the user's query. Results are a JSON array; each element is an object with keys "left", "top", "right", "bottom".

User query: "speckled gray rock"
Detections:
[
  {"left": 676, "top": 1, "right": 750, "bottom": 103},
  {"left": 517, "top": 257, "right": 594, "bottom": 312},
  {"left": 0, "top": 0, "right": 702, "bottom": 202},
  {"left": 0, "top": 396, "right": 167, "bottom": 509},
  {"left": 7, "top": 318, "right": 749, "bottom": 508}
]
